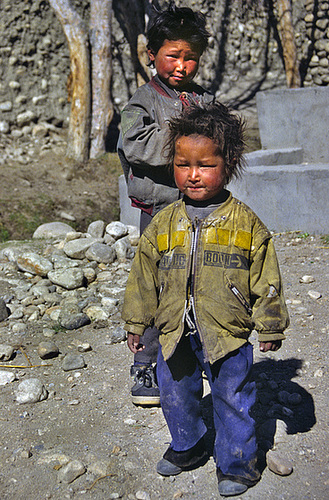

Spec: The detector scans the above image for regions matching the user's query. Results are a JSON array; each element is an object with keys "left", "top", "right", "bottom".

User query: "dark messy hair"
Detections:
[
  {"left": 165, "top": 102, "right": 246, "bottom": 185},
  {"left": 147, "top": 1, "right": 210, "bottom": 55}
]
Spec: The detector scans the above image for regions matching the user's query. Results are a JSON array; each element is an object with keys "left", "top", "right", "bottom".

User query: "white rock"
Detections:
[
  {"left": 299, "top": 275, "right": 315, "bottom": 284},
  {"left": 85, "top": 242, "right": 116, "bottom": 264},
  {"left": 273, "top": 419, "right": 288, "bottom": 445},
  {"left": 32, "top": 123, "right": 48, "bottom": 138},
  {"left": 124, "top": 418, "right": 137, "bottom": 425},
  {"left": 63, "top": 238, "right": 99, "bottom": 259},
  {"left": 33, "top": 222, "right": 76, "bottom": 239},
  {"left": 136, "top": 491, "right": 151, "bottom": 500},
  {"left": 314, "top": 368, "right": 323, "bottom": 378},
  {"left": 57, "top": 459, "right": 86, "bottom": 483},
  {"left": 0, "top": 371, "right": 16, "bottom": 386},
  {"left": 307, "top": 290, "right": 322, "bottom": 300},
  {"left": 0, "top": 343, "right": 14, "bottom": 361},
  {"left": 16, "top": 110, "right": 35, "bottom": 126},
  {"left": 59, "top": 211, "right": 76, "bottom": 222},
  {"left": 0, "top": 120, "right": 10, "bottom": 133},
  {"left": 105, "top": 221, "right": 128, "bottom": 240},
  {"left": 266, "top": 450, "right": 293, "bottom": 476},
  {"left": 87, "top": 220, "right": 105, "bottom": 238},
  {"left": 37, "top": 452, "right": 70, "bottom": 466},
  {"left": 15, "top": 378, "right": 48, "bottom": 404},
  {"left": 127, "top": 225, "right": 140, "bottom": 246},
  {"left": 113, "top": 236, "right": 134, "bottom": 261},
  {"left": 83, "top": 305, "right": 109, "bottom": 321},
  {"left": 0, "top": 101, "right": 13, "bottom": 111},
  {"left": 48, "top": 268, "right": 85, "bottom": 290},
  {"left": 16, "top": 252, "right": 53, "bottom": 277}
]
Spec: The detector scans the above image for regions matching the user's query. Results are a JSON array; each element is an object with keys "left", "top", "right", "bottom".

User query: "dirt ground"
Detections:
[
  {"left": 0, "top": 139, "right": 122, "bottom": 242},
  {"left": 0, "top": 130, "right": 328, "bottom": 499}
]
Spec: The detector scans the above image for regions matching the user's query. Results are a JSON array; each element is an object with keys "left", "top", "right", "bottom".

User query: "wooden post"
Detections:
[
  {"left": 89, "top": 0, "right": 113, "bottom": 159},
  {"left": 49, "top": 0, "right": 91, "bottom": 162},
  {"left": 276, "top": 0, "right": 301, "bottom": 88}
]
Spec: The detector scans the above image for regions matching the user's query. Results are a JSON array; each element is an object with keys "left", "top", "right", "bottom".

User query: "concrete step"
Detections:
[{"left": 245, "top": 148, "right": 303, "bottom": 167}]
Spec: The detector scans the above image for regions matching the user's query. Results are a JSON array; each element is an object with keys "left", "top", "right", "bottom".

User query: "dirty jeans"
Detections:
[{"left": 156, "top": 332, "right": 260, "bottom": 484}]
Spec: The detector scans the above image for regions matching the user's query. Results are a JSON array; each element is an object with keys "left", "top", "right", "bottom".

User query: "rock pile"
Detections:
[{"left": 0, "top": 219, "right": 137, "bottom": 355}]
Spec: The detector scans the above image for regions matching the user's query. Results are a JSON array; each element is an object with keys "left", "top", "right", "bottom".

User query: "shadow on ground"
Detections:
[{"left": 200, "top": 357, "right": 316, "bottom": 473}]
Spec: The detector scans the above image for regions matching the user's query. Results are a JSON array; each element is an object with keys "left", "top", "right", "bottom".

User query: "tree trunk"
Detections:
[
  {"left": 48, "top": 0, "right": 91, "bottom": 162},
  {"left": 89, "top": 0, "right": 113, "bottom": 159},
  {"left": 276, "top": 0, "right": 301, "bottom": 88}
]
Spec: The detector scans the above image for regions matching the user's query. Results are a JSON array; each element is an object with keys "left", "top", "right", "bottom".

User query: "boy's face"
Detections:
[
  {"left": 148, "top": 39, "right": 200, "bottom": 89},
  {"left": 174, "top": 135, "right": 226, "bottom": 202}
]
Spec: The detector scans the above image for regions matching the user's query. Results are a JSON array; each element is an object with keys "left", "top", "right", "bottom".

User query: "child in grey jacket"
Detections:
[{"left": 117, "top": 2, "right": 214, "bottom": 405}]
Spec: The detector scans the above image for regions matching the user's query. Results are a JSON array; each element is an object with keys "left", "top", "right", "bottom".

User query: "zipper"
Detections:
[
  {"left": 227, "top": 281, "right": 252, "bottom": 316},
  {"left": 187, "top": 219, "right": 210, "bottom": 361}
]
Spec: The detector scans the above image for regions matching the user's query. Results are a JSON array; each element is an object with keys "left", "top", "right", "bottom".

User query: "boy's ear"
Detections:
[{"left": 147, "top": 48, "right": 156, "bottom": 62}]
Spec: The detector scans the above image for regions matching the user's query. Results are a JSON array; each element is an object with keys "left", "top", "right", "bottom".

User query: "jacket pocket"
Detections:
[{"left": 227, "top": 281, "right": 252, "bottom": 316}]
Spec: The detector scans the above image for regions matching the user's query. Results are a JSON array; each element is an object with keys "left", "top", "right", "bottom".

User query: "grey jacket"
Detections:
[{"left": 117, "top": 76, "right": 214, "bottom": 215}]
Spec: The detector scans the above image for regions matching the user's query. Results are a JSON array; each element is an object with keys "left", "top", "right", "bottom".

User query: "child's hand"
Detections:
[
  {"left": 259, "top": 340, "right": 282, "bottom": 352},
  {"left": 127, "top": 333, "right": 145, "bottom": 354}
]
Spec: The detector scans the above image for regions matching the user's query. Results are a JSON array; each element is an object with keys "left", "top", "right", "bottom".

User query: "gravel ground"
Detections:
[{"left": 0, "top": 231, "right": 328, "bottom": 500}]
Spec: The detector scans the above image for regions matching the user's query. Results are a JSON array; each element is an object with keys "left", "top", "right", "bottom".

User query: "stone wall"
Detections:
[{"left": 0, "top": 0, "right": 328, "bottom": 138}]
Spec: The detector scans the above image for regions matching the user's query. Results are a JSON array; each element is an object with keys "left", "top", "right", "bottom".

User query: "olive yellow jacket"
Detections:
[{"left": 122, "top": 193, "right": 289, "bottom": 364}]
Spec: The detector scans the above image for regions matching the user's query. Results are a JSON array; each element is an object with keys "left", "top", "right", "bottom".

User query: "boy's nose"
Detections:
[
  {"left": 188, "top": 167, "right": 200, "bottom": 180},
  {"left": 176, "top": 58, "right": 186, "bottom": 72}
]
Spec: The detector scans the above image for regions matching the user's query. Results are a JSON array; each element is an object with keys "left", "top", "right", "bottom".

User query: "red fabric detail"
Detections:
[
  {"left": 130, "top": 197, "right": 154, "bottom": 215},
  {"left": 149, "top": 77, "right": 172, "bottom": 98}
]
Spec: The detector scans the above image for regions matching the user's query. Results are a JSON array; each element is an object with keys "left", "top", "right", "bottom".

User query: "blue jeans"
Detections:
[{"left": 156, "top": 332, "right": 260, "bottom": 484}]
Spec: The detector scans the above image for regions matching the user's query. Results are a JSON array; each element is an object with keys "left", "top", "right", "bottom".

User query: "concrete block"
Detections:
[
  {"left": 256, "top": 87, "right": 329, "bottom": 163},
  {"left": 119, "top": 175, "right": 140, "bottom": 229},
  {"left": 245, "top": 148, "right": 303, "bottom": 167},
  {"left": 229, "top": 163, "right": 329, "bottom": 234}
]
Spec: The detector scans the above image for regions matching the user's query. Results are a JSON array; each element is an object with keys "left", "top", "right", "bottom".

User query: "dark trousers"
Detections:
[
  {"left": 156, "top": 332, "right": 260, "bottom": 484},
  {"left": 134, "top": 210, "right": 160, "bottom": 366}
]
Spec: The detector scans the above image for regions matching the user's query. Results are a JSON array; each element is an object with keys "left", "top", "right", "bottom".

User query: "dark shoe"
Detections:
[
  {"left": 218, "top": 480, "right": 248, "bottom": 497},
  {"left": 156, "top": 458, "right": 182, "bottom": 476},
  {"left": 130, "top": 365, "right": 160, "bottom": 406},
  {"left": 157, "top": 437, "right": 209, "bottom": 476}
]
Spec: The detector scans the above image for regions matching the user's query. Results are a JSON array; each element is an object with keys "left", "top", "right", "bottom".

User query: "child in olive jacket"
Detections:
[{"left": 122, "top": 103, "right": 289, "bottom": 497}]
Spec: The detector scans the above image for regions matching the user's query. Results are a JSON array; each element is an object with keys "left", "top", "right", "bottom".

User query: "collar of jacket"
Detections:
[{"left": 174, "top": 190, "right": 233, "bottom": 225}]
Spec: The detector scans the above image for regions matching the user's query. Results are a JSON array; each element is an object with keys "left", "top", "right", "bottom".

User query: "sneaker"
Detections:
[
  {"left": 218, "top": 480, "right": 248, "bottom": 497},
  {"left": 157, "top": 438, "right": 209, "bottom": 476},
  {"left": 130, "top": 365, "right": 161, "bottom": 406},
  {"left": 156, "top": 458, "right": 182, "bottom": 476}
]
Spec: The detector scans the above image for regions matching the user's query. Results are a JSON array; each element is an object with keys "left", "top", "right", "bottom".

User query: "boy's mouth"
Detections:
[{"left": 185, "top": 185, "right": 204, "bottom": 191}]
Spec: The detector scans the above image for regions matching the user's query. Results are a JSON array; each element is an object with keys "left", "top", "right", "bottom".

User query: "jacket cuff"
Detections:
[
  {"left": 258, "top": 332, "right": 286, "bottom": 342},
  {"left": 124, "top": 323, "right": 146, "bottom": 336}
]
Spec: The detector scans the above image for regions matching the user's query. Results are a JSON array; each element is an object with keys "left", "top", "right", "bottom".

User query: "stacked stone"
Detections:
[
  {"left": 304, "top": 0, "right": 329, "bottom": 86},
  {"left": 0, "top": 0, "right": 328, "bottom": 137},
  {"left": 0, "top": 0, "right": 71, "bottom": 136}
]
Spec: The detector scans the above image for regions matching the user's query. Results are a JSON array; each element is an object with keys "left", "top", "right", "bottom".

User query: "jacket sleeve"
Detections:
[
  {"left": 249, "top": 236, "right": 290, "bottom": 341},
  {"left": 122, "top": 232, "right": 161, "bottom": 335},
  {"left": 120, "top": 100, "right": 171, "bottom": 169}
]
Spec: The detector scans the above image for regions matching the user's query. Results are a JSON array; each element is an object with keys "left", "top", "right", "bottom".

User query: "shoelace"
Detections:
[{"left": 136, "top": 367, "right": 157, "bottom": 388}]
